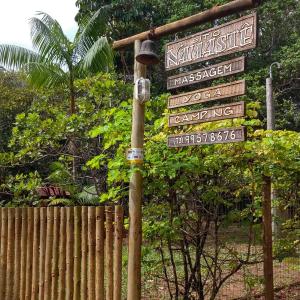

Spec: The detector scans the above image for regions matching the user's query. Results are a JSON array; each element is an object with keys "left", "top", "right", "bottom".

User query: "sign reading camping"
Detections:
[
  {"left": 168, "top": 80, "right": 245, "bottom": 109},
  {"left": 165, "top": 13, "right": 257, "bottom": 70},
  {"left": 168, "top": 102, "right": 245, "bottom": 127},
  {"left": 167, "top": 56, "right": 245, "bottom": 90},
  {"left": 167, "top": 127, "right": 246, "bottom": 147}
]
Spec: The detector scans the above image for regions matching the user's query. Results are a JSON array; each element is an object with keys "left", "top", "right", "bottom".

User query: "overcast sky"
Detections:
[{"left": 0, "top": 0, "right": 79, "bottom": 49}]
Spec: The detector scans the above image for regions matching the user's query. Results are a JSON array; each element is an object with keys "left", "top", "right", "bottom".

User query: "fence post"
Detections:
[
  {"left": 80, "top": 207, "right": 88, "bottom": 299},
  {"left": 66, "top": 207, "right": 74, "bottom": 299},
  {"left": 0, "top": 208, "right": 8, "bottom": 299},
  {"left": 114, "top": 206, "right": 124, "bottom": 300},
  {"left": 31, "top": 208, "right": 40, "bottom": 300},
  {"left": 13, "top": 208, "right": 22, "bottom": 300},
  {"left": 44, "top": 207, "right": 54, "bottom": 300},
  {"left": 88, "top": 207, "right": 96, "bottom": 300},
  {"left": 106, "top": 206, "right": 114, "bottom": 300},
  {"left": 58, "top": 208, "right": 66, "bottom": 300},
  {"left": 5, "top": 208, "right": 15, "bottom": 300},
  {"left": 74, "top": 206, "right": 82, "bottom": 300},
  {"left": 96, "top": 206, "right": 105, "bottom": 300},
  {"left": 51, "top": 207, "right": 60, "bottom": 300},
  {"left": 263, "top": 176, "right": 275, "bottom": 300},
  {"left": 39, "top": 208, "right": 47, "bottom": 300}
]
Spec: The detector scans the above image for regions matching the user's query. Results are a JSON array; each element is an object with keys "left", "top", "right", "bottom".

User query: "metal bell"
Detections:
[{"left": 136, "top": 39, "right": 160, "bottom": 65}]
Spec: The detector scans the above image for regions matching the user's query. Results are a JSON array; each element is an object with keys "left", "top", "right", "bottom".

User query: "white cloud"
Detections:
[{"left": 0, "top": 0, "right": 79, "bottom": 49}]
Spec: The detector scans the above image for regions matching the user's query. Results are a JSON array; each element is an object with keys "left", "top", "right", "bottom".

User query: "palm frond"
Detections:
[
  {"left": 26, "top": 62, "right": 68, "bottom": 89},
  {"left": 30, "top": 12, "right": 72, "bottom": 67},
  {"left": 48, "top": 198, "right": 74, "bottom": 206},
  {"left": 0, "top": 44, "right": 39, "bottom": 70},
  {"left": 75, "top": 186, "right": 99, "bottom": 206},
  {"left": 74, "top": 6, "right": 111, "bottom": 58},
  {"left": 77, "top": 36, "right": 113, "bottom": 75}
]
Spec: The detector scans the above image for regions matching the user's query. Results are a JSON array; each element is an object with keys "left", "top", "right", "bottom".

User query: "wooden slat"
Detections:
[
  {"left": 51, "top": 207, "right": 60, "bottom": 300},
  {"left": 5, "top": 208, "right": 14, "bottom": 300},
  {"left": 44, "top": 207, "right": 54, "bottom": 300},
  {"left": 113, "top": 206, "right": 124, "bottom": 300},
  {"left": 95, "top": 207, "right": 105, "bottom": 300},
  {"left": 66, "top": 207, "right": 74, "bottom": 299},
  {"left": 19, "top": 208, "right": 28, "bottom": 300},
  {"left": 25, "top": 208, "right": 34, "bottom": 300},
  {"left": 80, "top": 207, "right": 88, "bottom": 299},
  {"left": 0, "top": 208, "right": 8, "bottom": 299},
  {"left": 58, "top": 208, "right": 66, "bottom": 300},
  {"left": 13, "top": 208, "right": 22, "bottom": 300},
  {"left": 73, "top": 207, "right": 82, "bottom": 300},
  {"left": 105, "top": 206, "right": 114, "bottom": 300},
  {"left": 88, "top": 207, "right": 96, "bottom": 300},
  {"left": 31, "top": 208, "right": 40, "bottom": 300},
  {"left": 38, "top": 208, "right": 47, "bottom": 300}
]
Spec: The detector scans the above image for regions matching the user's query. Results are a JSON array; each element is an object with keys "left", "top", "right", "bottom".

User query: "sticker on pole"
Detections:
[{"left": 126, "top": 148, "right": 144, "bottom": 164}]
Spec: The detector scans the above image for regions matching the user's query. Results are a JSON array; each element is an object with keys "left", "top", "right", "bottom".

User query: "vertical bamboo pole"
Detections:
[
  {"left": 127, "top": 40, "right": 146, "bottom": 300},
  {"left": 0, "top": 209, "right": 2, "bottom": 260},
  {"left": 105, "top": 206, "right": 114, "bottom": 300},
  {"left": 31, "top": 208, "right": 40, "bottom": 300},
  {"left": 0, "top": 208, "right": 8, "bottom": 300},
  {"left": 13, "top": 208, "right": 22, "bottom": 300},
  {"left": 25, "top": 208, "right": 34, "bottom": 300},
  {"left": 51, "top": 207, "right": 60, "bottom": 300},
  {"left": 80, "top": 207, "right": 88, "bottom": 299},
  {"left": 95, "top": 206, "right": 105, "bottom": 300},
  {"left": 0, "top": 209, "right": 2, "bottom": 295},
  {"left": 5, "top": 208, "right": 15, "bottom": 300},
  {"left": 19, "top": 208, "right": 28, "bottom": 300},
  {"left": 113, "top": 206, "right": 124, "bottom": 300},
  {"left": 58, "top": 208, "right": 66, "bottom": 300},
  {"left": 263, "top": 176, "right": 275, "bottom": 300},
  {"left": 44, "top": 207, "right": 54, "bottom": 300},
  {"left": 66, "top": 207, "right": 74, "bottom": 299},
  {"left": 38, "top": 208, "right": 47, "bottom": 300},
  {"left": 74, "top": 207, "right": 82, "bottom": 300},
  {"left": 88, "top": 207, "right": 96, "bottom": 300}
]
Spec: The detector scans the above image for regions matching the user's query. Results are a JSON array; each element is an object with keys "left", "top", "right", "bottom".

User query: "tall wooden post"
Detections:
[
  {"left": 266, "top": 76, "right": 279, "bottom": 238},
  {"left": 262, "top": 176, "right": 275, "bottom": 300},
  {"left": 127, "top": 40, "right": 147, "bottom": 300}
]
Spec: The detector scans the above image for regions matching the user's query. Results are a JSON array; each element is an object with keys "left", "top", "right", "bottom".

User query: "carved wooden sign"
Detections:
[
  {"left": 165, "top": 13, "right": 257, "bottom": 70},
  {"left": 167, "top": 56, "right": 245, "bottom": 90},
  {"left": 167, "top": 127, "right": 246, "bottom": 147},
  {"left": 168, "top": 101, "right": 245, "bottom": 127},
  {"left": 168, "top": 80, "right": 245, "bottom": 109}
]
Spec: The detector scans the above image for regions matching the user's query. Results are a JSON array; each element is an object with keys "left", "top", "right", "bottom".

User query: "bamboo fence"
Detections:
[{"left": 0, "top": 206, "right": 124, "bottom": 300}]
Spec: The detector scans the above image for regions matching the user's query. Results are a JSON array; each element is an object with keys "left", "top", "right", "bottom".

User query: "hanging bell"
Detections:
[{"left": 136, "top": 39, "right": 160, "bottom": 65}]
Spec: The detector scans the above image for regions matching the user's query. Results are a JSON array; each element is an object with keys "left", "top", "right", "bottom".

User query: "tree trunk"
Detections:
[{"left": 69, "top": 75, "right": 77, "bottom": 182}]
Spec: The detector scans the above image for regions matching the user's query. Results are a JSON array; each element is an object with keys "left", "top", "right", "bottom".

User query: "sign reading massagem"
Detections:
[
  {"left": 167, "top": 127, "right": 246, "bottom": 147},
  {"left": 165, "top": 13, "right": 257, "bottom": 70},
  {"left": 168, "top": 80, "right": 245, "bottom": 109},
  {"left": 167, "top": 56, "right": 245, "bottom": 90},
  {"left": 168, "top": 102, "right": 245, "bottom": 127}
]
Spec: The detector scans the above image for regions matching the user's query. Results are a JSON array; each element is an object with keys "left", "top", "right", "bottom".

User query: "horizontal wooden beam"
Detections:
[{"left": 113, "top": 0, "right": 261, "bottom": 50}]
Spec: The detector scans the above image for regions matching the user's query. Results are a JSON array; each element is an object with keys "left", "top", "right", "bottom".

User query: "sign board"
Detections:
[
  {"left": 168, "top": 101, "right": 245, "bottom": 127},
  {"left": 167, "top": 127, "right": 246, "bottom": 147},
  {"left": 165, "top": 13, "right": 257, "bottom": 70},
  {"left": 168, "top": 80, "right": 245, "bottom": 109},
  {"left": 167, "top": 56, "right": 245, "bottom": 90},
  {"left": 126, "top": 148, "right": 144, "bottom": 164}
]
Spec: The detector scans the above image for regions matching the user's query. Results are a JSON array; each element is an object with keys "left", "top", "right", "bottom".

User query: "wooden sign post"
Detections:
[{"left": 112, "top": 1, "right": 261, "bottom": 299}]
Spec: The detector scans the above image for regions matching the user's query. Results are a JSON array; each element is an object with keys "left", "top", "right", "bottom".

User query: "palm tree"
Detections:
[
  {"left": 0, "top": 9, "right": 114, "bottom": 180},
  {"left": 0, "top": 9, "right": 113, "bottom": 114}
]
